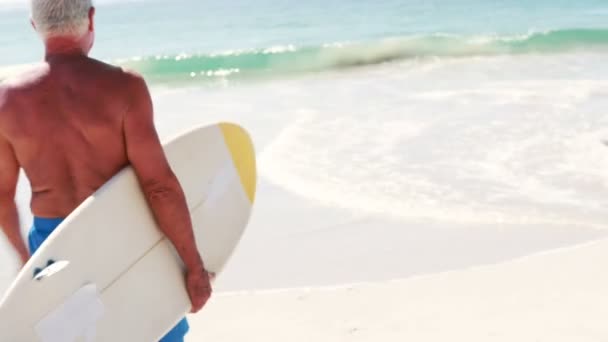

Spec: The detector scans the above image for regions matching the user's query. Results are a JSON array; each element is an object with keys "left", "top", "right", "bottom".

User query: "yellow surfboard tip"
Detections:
[{"left": 219, "top": 122, "right": 257, "bottom": 204}]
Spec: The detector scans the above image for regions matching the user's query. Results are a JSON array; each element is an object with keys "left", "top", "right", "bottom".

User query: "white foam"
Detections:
[{"left": 259, "top": 53, "right": 608, "bottom": 228}]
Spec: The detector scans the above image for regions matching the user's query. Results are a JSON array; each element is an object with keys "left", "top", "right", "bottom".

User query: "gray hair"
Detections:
[{"left": 31, "top": 0, "right": 93, "bottom": 37}]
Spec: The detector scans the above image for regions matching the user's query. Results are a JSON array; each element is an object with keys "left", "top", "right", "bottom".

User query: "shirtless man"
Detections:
[{"left": 0, "top": 1, "right": 211, "bottom": 341}]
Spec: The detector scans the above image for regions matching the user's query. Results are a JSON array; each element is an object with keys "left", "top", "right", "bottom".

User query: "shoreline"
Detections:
[{"left": 213, "top": 179, "right": 607, "bottom": 292}]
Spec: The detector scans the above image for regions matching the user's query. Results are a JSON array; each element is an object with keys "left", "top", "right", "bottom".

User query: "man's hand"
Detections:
[{"left": 186, "top": 267, "right": 213, "bottom": 313}]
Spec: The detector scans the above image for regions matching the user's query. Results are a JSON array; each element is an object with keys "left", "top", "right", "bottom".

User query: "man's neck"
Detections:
[{"left": 44, "top": 36, "right": 88, "bottom": 62}]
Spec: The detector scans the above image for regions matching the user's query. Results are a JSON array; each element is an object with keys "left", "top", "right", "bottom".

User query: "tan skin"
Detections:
[{"left": 0, "top": 7, "right": 211, "bottom": 313}]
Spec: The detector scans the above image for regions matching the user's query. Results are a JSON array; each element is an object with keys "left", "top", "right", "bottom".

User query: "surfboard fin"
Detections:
[{"left": 33, "top": 260, "right": 70, "bottom": 281}]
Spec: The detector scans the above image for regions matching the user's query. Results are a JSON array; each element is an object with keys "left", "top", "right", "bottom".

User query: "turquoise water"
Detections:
[{"left": 0, "top": 0, "right": 607, "bottom": 82}]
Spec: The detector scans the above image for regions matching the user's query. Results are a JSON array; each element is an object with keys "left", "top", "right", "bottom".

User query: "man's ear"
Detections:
[
  {"left": 88, "top": 7, "right": 95, "bottom": 32},
  {"left": 30, "top": 18, "right": 37, "bottom": 31}
]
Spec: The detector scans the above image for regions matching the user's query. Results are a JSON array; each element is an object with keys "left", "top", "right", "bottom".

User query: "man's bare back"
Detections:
[
  {"left": 0, "top": 54, "right": 212, "bottom": 310},
  {"left": 0, "top": 56, "right": 135, "bottom": 217}
]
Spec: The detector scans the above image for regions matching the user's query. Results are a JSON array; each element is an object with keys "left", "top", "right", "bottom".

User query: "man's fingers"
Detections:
[
  {"left": 190, "top": 297, "right": 209, "bottom": 313},
  {"left": 189, "top": 289, "right": 211, "bottom": 313},
  {"left": 187, "top": 269, "right": 213, "bottom": 313},
  {"left": 190, "top": 299, "right": 202, "bottom": 313}
]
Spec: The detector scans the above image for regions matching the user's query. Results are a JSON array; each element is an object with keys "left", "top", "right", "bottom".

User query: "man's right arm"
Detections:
[{"left": 122, "top": 72, "right": 211, "bottom": 313}]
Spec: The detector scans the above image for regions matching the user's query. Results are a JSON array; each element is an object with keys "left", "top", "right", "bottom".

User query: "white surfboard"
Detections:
[{"left": 0, "top": 122, "right": 257, "bottom": 342}]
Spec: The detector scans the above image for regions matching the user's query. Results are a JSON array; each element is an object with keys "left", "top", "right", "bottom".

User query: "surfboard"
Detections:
[{"left": 0, "top": 122, "right": 257, "bottom": 342}]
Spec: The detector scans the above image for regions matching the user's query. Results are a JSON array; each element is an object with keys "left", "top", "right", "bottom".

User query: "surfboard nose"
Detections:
[{"left": 219, "top": 123, "right": 257, "bottom": 204}]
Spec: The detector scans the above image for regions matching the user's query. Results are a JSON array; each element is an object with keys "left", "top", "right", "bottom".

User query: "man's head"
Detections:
[{"left": 30, "top": 0, "right": 95, "bottom": 54}]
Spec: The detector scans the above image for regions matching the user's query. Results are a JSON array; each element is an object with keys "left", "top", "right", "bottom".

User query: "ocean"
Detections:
[{"left": 0, "top": 0, "right": 607, "bottom": 293}]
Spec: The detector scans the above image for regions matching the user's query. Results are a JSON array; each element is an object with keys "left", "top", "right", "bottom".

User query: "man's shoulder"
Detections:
[
  {"left": 0, "top": 81, "right": 20, "bottom": 124},
  {"left": 116, "top": 68, "right": 150, "bottom": 98},
  {"left": 0, "top": 64, "right": 45, "bottom": 114},
  {"left": 0, "top": 77, "right": 23, "bottom": 114},
  {"left": 119, "top": 67, "right": 147, "bottom": 87},
  {"left": 1, "top": 63, "right": 49, "bottom": 91},
  {"left": 87, "top": 58, "right": 144, "bottom": 81},
  {"left": 0, "top": 82, "right": 14, "bottom": 127},
  {"left": 0, "top": 83, "right": 7, "bottom": 112}
]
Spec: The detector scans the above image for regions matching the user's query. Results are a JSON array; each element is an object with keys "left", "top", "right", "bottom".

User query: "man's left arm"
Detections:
[{"left": 0, "top": 130, "right": 27, "bottom": 266}]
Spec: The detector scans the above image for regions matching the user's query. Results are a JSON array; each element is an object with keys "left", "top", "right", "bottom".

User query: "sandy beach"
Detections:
[{"left": 188, "top": 236, "right": 608, "bottom": 342}]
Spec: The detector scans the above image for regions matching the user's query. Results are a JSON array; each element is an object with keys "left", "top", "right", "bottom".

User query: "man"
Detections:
[{"left": 0, "top": 0, "right": 212, "bottom": 341}]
